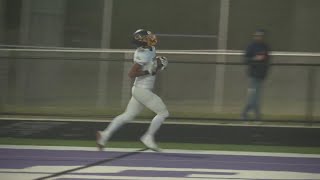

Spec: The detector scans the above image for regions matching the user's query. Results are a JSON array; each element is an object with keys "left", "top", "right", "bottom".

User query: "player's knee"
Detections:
[{"left": 158, "top": 110, "right": 169, "bottom": 118}]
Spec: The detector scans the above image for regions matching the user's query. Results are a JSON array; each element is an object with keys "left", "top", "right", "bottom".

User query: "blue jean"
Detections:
[{"left": 242, "top": 77, "right": 263, "bottom": 120}]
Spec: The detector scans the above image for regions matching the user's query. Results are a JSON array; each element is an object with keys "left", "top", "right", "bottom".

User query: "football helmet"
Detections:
[{"left": 132, "top": 29, "right": 158, "bottom": 47}]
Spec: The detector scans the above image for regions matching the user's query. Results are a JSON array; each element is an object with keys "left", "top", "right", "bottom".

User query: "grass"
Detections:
[
  {"left": 1, "top": 105, "right": 316, "bottom": 122},
  {"left": 1, "top": 137, "right": 320, "bottom": 154}
]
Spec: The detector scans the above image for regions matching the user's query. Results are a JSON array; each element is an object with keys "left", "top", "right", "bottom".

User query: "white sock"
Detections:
[
  {"left": 145, "top": 114, "right": 167, "bottom": 137},
  {"left": 100, "top": 113, "right": 132, "bottom": 145}
]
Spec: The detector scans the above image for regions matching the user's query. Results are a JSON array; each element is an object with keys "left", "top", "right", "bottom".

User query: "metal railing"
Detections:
[{"left": 0, "top": 48, "right": 319, "bottom": 124}]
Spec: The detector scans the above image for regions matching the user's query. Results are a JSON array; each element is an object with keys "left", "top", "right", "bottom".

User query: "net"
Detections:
[{"left": 0, "top": 48, "right": 319, "bottom": 122}]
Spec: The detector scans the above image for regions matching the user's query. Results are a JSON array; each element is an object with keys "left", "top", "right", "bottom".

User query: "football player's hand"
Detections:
[
  {"left": 156, "top": 56, "right": 168, "bottom": 70},
  {"left": 254, "top": 55, "right": 265, "bottom": 61}
]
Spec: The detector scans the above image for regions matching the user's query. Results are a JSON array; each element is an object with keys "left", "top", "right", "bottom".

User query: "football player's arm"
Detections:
[{"left": 128, "top": 63, "right": 150, "bottom": 78}]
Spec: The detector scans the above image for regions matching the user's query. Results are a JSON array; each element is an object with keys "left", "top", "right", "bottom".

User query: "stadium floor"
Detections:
[
  {"left": 1, "top": 145, "right": 320, "bottom": 180},
  {"left": 1, "top": 116, "right": 320, "bottom": 179},
  {"left": 1, "top": 117, "right": 320, "bottom": 147}
]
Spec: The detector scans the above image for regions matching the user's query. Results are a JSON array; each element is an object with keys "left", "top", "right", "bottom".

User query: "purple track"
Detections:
[{"left": 0, "top": 147, "right": 320, "bottom": 180}]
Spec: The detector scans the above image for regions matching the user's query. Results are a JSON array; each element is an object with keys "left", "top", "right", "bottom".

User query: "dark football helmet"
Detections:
[{"left": 132, "top": 29, "right": 158, "bottom": 47}]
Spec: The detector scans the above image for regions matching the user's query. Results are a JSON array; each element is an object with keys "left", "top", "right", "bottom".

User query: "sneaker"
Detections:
[
  {"left": 96, "top": 131, "right": 104, "bottom": 151},
  {"left": 140, "top": 134, "right": 161, "bottom": 152}
]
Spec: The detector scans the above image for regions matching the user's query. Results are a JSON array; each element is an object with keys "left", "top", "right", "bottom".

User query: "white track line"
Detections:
[{"left": 1, "top": 145, "right": 320, "bottom": 158}]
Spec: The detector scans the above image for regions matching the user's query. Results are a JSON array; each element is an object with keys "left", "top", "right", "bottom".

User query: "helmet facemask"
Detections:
[{"left": 145, "top": 34, "right": 158, "bottom": 46}]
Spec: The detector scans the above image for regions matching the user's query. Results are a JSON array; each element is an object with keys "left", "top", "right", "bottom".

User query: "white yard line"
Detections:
[
  {"left": 1, "top": 167, "right": 320, "bottom": 180},
  {"left": 1, "top": 145, "right": 320, "bottom": 158}
]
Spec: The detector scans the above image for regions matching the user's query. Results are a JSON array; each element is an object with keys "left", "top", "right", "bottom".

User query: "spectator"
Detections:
[{"left": 242, "top": 29, "right": 271, "bottom": 121}]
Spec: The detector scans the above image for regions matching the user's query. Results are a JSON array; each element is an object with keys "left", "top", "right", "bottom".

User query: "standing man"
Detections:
[
  {"left": 242, "top": 29, "right": 271, "bottom": 121},
  {"left": 96, "top": 29, "right": 169, "bottom": 151}
]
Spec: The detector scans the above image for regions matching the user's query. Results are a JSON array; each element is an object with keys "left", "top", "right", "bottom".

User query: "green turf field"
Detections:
[
  {"left": 2, "top": 105, "right": 314, "bottom": 122},
  {"left": 1, "top": 137, "right": 320, "bottom": 154}
]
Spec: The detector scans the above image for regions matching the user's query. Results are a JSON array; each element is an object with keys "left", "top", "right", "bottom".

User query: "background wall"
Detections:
[
  {"left": 0, "top": 0, "right": 319, "bottom": 121},
  {"left": 1, "top": 0, "right": 320, "bottom": 51}
]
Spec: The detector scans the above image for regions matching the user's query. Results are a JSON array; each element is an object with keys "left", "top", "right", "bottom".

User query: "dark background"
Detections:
[{"left": 1, "top": 0, "right": 320, "bottom": 51}]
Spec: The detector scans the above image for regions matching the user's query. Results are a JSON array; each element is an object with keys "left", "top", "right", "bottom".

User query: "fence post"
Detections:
[
  {"left": 212, "top": 0, "right": 230, "bottom": 112},
  {"left": 96, "top": 0, "right": 113, "bottom": 108},
  {"left": 306, "top": 66, "right": 315, "bottom": 125}
]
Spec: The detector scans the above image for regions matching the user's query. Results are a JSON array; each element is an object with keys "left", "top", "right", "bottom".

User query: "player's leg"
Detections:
[
  {"left": 97, "top": 97, "right": 144, "bottom": 148},
  {"left": 132, "top": 87, "right": 169, "bottom": 150}
]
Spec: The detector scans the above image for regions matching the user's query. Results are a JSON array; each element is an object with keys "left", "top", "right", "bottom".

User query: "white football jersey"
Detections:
[{"left": 133, "top": 46, "right": 156, "bottom": 89}]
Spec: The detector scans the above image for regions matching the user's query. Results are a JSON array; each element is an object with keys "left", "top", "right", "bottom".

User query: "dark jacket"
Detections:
[{"left": 245, "top": 42, "right": 270, "bottom": 80}]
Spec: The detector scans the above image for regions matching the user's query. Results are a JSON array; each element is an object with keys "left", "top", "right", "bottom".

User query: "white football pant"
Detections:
[{"left": 99, "top": 86, "right": 169, "bottom": 145}]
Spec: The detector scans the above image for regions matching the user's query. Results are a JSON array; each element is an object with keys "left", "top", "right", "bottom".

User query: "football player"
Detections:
[{"left": 96, "top": 29, "right": 169, "bottom": 152}]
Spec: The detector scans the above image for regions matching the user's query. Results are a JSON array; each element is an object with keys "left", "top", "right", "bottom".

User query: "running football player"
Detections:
[{"left": 96, "top": 29, "right": 169, "bottom": 152}]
